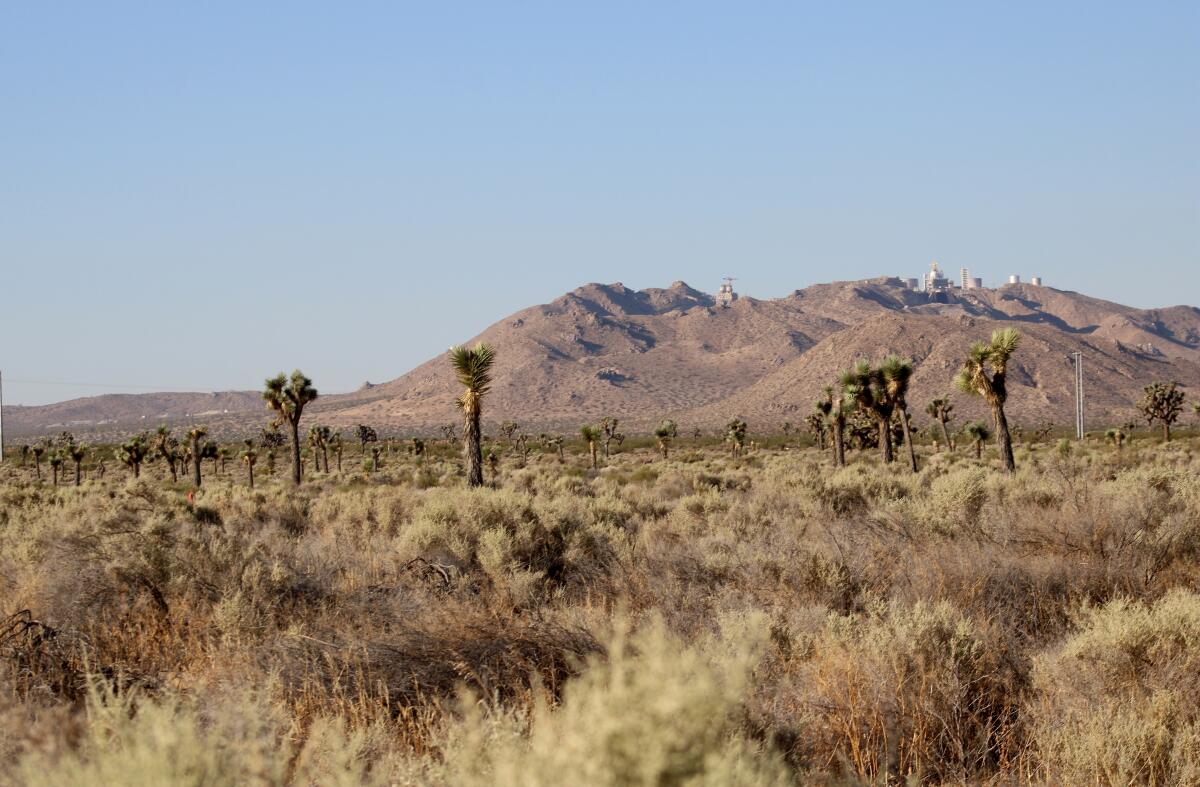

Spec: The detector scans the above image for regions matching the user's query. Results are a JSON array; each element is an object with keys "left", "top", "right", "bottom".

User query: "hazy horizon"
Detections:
[{"left": 3, "top": 3, "right": 1196, "bottom": 406}]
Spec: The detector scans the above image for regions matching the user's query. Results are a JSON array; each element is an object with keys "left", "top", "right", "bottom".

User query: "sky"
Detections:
[{"left": 1, "top": 2, "right": 1196, "bottom": 405}]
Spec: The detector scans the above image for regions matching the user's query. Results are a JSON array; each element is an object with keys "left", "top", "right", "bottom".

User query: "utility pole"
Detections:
[
  {"left": 0, "top": 370, "right": 5, "bottom": 463},
  {"left": 1072, "top": 352, "right": 1084, "bottom": 439}
]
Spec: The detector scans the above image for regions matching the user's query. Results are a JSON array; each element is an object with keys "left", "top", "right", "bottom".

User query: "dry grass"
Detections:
[{"left": 2, "top": 433, "right": 1200, "bottom": 784}]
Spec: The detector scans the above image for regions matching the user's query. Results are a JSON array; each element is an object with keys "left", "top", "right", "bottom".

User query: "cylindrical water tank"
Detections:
[
  {"left": 1008, "top": 275, "right": 1021, "bottom": 285},
  {"left": 1031, "top": 276, "right": 1042, "bottom": 286}
]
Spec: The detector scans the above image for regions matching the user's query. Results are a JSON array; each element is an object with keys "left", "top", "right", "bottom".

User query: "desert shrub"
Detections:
[
  {"left": 1031, "top": 589, "right": 1200, "bottom": 785},
  {"left": 784, "top": 600, "right": 1020, "bottom": 783},
  {"left": 896, "top": 466, "right": 989, "bottom": 536},
  {"left": 429, "top": 615, "right": 789, "bottom": 787}
]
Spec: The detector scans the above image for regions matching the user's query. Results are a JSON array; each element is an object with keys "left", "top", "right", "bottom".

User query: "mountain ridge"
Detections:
[{"left": 6, "top": 278, "right": 1199, "bottom": 439}]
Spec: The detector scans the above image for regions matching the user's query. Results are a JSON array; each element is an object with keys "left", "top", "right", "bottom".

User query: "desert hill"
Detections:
[{"left": 6, "top": 278, "right": 1200, "bottom": 439}]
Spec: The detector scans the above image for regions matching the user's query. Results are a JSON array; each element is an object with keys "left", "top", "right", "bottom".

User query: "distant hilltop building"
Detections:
[
  {"left": 923, "top": 261, "right": 951, "bottom": 292},
  {"left": 1005, "top": 274, "right": 1045, "bottom": 286},
  {"left": 899, "top": 262, "right": 1040, "bottom": 292},
  {"left": 716, "top": 276, "right": 738, "bottom": 307}
]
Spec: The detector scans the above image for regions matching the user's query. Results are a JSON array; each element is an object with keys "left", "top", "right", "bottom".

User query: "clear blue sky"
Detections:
[{"left": 2, "top": 2, "right": 1196, "bottom": 405}]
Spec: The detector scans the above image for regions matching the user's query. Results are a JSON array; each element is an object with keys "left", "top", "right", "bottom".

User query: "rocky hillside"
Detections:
[{"left": 6, "top": 278, "right": 1200, "bottom": 439}]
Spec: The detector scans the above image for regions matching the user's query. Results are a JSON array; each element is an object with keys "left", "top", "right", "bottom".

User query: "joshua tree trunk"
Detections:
[
  {"left": 52, "top": 465, "right": 59, "bottom": 486},
  {"left": 991, "top": 404, "right": 1016, "bottom": 473},
  {"left": 335, "top": 449, "right": 342, "bottom": 472},
  {"left": 290, "top": 422, "right": 303, "bottom": 485},
  {"left": 34, "top": 459, "right": 41, "bottom": 480},
  {"left": 168, "top": 460, "right": 177, "bottom": 483},
  {"left": 900, "top": 410, "right": 918, "bottom": 472},
  {"left": 974, "top": 439, "right": 983, "bottom": 459},
  {"left": 464, "top": 412, "right": 483, "bottom": 487},
  {"left": 1162, "top": 422, "right": 1171, "bottom": 442},
  {"left": 833, "top": 417, "right": 846, "bottom": 467},
  {"left": 877, "top": 417, "right": 894, "bottom": 464},
  {"left": 938, "top": 417, "right": 953, "bottom": 452},
  {"left": 589, "top": 441, "right": 598, "bottom": 469},
  {"left": 74, "top": 460, "right": 82, "bottom": 487},
  {"left": 247, "top": 464, "right": 254, "bottom": 489},
  {"left": 191, "top": 438, "right": 202, "bottom": 487}
]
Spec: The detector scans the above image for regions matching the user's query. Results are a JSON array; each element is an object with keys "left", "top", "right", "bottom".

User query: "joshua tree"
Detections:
[
  {"left": 69, "top": 443, "right": 87, "bottom": 486},
  {"left": 821, "top": 384, "right": 850, "bottom": 467},
  {"left": 514, "top": 433, "right": 531, "bottom": 464},
  {"left": 954, "top": 328, "right": 1020, "bottom": 473},
  {"left": 31, "top": 444, "right": 46, "bottom": 480},
  {"left": 654, "top": 419, "right": 677, "bottom": 459},
  {"left": 1105, "top": 427, "right": 1128, "bottom": 450},
  {"left": 258, "top": 424, "right": 286, "bottom": 452},
  {"left": 925, "top": 397, "right": 955, "bottom": 452},
  {"left": 439, "top": 424, "right": 457, "bottom": 442},
  {"left": 543, "top": 435, "right": 565, "bottom": 462},
  {"left": 264, "top": 370, "right": 319, "bottom": 485},
  {"left": 117, "top": 434, "right": 150, "bottom": 478},
  {"left": 880, "top": 356, "right": 918, "bottom": 472},
  {"left": 841, "top": 361, "right": 897, "bottom": 464},
  {"left": 187, "top": 427, "right": 208, "bottom": 487},
  {"left": 354, "top": 424, "right": 377, "bottom": 454},
  {"left": 781, "top": 421, "right": 794, "bottom": 440},
  {"left": 499, "top": 420, "right": 519, "bottom": 445},
  {"left": 726, "top": 418, "right": 748, "bottom": 458},
  {"left": 580, "top": 425, "right": 600, "bottom": 469},
  {"left": 448, "top": 343, "right": 496, "bottom": 488},
  {"left": 153, "top": 427, "right": 181, "bottom": 482},
  {"left": 18, "top": 445, "right": 30, "bottom": 468},
  {"left": 1138, "top": 381, "right": 1186, "bottom": 442},
  {"left": 804, "top": 411, "right": 827, "bottom": 451},
  {"left": 201, "top": 442, "right": 220, "bottom": 477},
  {"left": 308, "top": 425, "right": 332, "bottom": 473},
  {"left": 486, "top": 447, "right": 500, "bottom": 479},
  {"left": 600, "top": 417, "right": 622, "bottom": 458},
  {"left": 964, "top": 421, "right": 991, "bottom": 460},
  {"left": 241, "top": 440, "right": 258, "bottom": 489},
  {"left": 48, "top": 450, "right": 64, "bottom": 485},
  {"left": 329, "top": 432, "right": 344, "bottom": 471},
  {"left": 409, "top": 437, "right": 425, "bottom": 458}
]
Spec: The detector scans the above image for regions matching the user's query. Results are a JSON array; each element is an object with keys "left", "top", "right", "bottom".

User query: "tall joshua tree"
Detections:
[
  {"left": 1138, "top": 381, "right": 1185, "bottom": 442},
  {"left": 187, "top": 427, "right": 208, "bottom": 487},
  {"left": 153, "top": 426, "right": 179, "bottom": 482},
  {"left": 954, "top": 328, "right": 1020, "bottom": 473},
  {"left": 823, "top": 384, "right": 850, "bottom": 467},
  {"left": 726, "top": 418, "right": 748, "bottom": 458},
  {"left": 448, "top": 343, "right": 495, "bottom": 488},
  {"left": 964, "top": 421, "right": 991, "bottom": 459},
  {"left": 926, "top": 397, "right": 955, "bottom": 451},
  {"left": 654, "top": 419, "right": 677, "bottom": 459},
  {"left": 580, "top": 425, "right": 600, "bottom": 469},
  {"left": 264, "top": 370, "right": 319, "bottom": 486},
  {"left": 48, "top": 450, "right": 64, "bottom": 486},
  {"left": 117, "top": 434, "right": 150, "bottom": 479},
  {"left": 307, "top": 425, "right": 328, "bottom": 473},
  {"left": 842, "top": 362, "right": 896, "bottom": 465},
  {"left": 69, "top": 443, "right": 87, "bottom": 486},
  {"left": 241, "top": 439, "right": 257, "bottom": 489},
  {"left": 31, "top": 444, "right": 46, "bottom": 480},
  {"left": 881, "top": 356, "right": 918, "bottom": 472},
  {"left": 355, "top": 424, "right": 378, "bottom": 454},
  {"left": 329, "top": 432, "right": 344, "bottom": 472}
]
